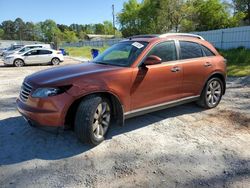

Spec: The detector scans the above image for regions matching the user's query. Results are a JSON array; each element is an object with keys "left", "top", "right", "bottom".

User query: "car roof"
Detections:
[
  {"left": 23, "top": 44, "right": 48, "bottom": 47},
  {"left": 22, "top": 48, "right": 54, "bottom": 53},
  {"left": 123, "top": 33, "right": 205, "bottom": 42}
]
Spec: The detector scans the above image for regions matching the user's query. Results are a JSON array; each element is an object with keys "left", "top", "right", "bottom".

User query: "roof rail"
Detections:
[
  {"left": 159, "top": 33, "right": 205, "bottom": 40},
  {"left": 127, "top": 34, "right": 159, "bottom": 39}
]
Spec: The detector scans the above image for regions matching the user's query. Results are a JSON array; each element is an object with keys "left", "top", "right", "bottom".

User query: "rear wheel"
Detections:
[
  {"left": 51, "top": 58, "right": 60, "bottom": 65},
  {"left": 14, "top": 59, "right": 24, "bottom": 67},
  {"left": 197, "top": 77, "right": 223, "bottom": 108},
  {"left": 75, "top": 96, "right": 111, "bottom": 145}
]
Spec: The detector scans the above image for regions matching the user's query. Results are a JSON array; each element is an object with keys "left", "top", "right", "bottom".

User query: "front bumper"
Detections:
[
  {"left": 3, "top": 58, "right": 14, "bottom": 65},
  {"left": 16, "top": 93, "right": 73, "bottom": 127}
]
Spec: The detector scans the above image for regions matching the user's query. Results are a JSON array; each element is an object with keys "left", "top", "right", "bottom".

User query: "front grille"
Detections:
[{"left": 20, "top": 82, "right": 33, "bottom": 102}]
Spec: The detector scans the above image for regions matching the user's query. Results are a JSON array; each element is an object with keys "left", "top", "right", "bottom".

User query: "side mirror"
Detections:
[{"left": 144, "top": 55, "right": 162, "bottom": 66}]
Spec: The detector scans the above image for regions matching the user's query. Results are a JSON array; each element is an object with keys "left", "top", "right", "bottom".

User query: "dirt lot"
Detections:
[{"left": 0, "top": 57, "right": 249, "bottom": 188}]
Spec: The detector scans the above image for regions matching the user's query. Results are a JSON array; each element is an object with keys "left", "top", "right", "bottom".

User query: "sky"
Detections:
[{"left": 0, "top": 0, "right": 129, "bottom": 26}]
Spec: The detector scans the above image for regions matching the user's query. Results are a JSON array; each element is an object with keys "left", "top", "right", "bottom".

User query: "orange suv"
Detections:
[{"left": 17, "top": 33, "right": 227, "bottom": 145}]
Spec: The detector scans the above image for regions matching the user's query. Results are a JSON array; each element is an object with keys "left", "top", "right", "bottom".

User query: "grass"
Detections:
[
  {"left": 64, "top": 46, "right": 108, "bottom": 59},
  {"left": 219, "top": 48, "right": 250, "bottom": 77},
  {"left": 65, "top": 46, "right": 250, "bottom": 77}
]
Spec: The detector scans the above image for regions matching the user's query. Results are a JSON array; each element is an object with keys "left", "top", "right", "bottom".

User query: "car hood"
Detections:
[{"left": 25, "top": 62, "right": 122, "bottom": 86}]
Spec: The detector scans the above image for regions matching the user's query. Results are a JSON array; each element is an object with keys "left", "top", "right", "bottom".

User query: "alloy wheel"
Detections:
[
  {"left": 92, "top": 102, "right": 111, "bottom": 139},
  {"left": 52, "top": 58, "right": 60, "bottom": 65},
  {"left": 206, "top": 80, "right": 222, "bottom": 107},
  {"left": 15, "top": 60, "right": 24, "bottom": 67}
]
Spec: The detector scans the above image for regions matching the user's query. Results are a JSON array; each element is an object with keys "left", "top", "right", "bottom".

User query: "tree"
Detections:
[
  {"left": 233, "top": 0, "right": 250, "bottom": 24},
  {"left": 40, "top": 19, "right": 63, "bottom": 48},
  {"left": 63, "top": 29, "right": 78, "bottom": 42},
  {"left": 0, "top": 28, "right": 4, "bottom": 39},
  {"left": 103, "top": 21, "right": 114, "bottom": 35},
  {"left": 1, "top": 20, "right": 16, "bottom": 40},
  {"left": 118, "top": 0, "right": 142, "bottom": 37},
  {"left": 14, "top": 18, "right": 25, "bottom": 40}
]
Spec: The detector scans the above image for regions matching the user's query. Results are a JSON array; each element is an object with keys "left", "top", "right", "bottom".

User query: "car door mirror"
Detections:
[{"left": 144, "top": 55, "right": 162, "bottom": 66}]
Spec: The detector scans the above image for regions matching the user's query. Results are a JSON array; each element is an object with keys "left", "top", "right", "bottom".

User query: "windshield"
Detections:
[{"left": 93, "top": 41, "right": 148, "bottom": 67}]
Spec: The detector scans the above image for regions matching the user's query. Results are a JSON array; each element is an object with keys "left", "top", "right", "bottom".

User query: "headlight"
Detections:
[{"left": 32, "top": 88, "right": 62, "bottom": 98}]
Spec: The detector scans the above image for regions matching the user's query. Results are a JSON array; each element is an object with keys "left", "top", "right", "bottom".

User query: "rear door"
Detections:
[
  {"left": 37, "top": 50, "right": 53, "bottom": 64},
  {"left": 178, "top": 40, "right": 210, "bottom": 97}
]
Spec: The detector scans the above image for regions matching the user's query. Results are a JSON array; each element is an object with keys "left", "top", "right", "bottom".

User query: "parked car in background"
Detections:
[
  {"left": 3, "top": 44, "right": 51, "bottom": 57},
  {"left": 0, "top": 48, "right": 7, "bottom": 56},
  {"left": 1, "top": 44, "right": 24, "bottom": 56},
  {"left": 4, "top": 48, "right": 64, "bottom": 67}
]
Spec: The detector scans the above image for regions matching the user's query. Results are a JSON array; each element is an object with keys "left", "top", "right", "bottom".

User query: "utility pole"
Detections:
[{"left": 112, "top": 4, "right": 115, "bottom": 36}]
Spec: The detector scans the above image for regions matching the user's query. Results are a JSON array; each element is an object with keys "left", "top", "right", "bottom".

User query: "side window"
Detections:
[
  {"left": 179, "top": 41, "right": 203, "bottom": 59},
  {"left": 201, "top": 45, "right": 215, "bottom": 56},
  {"left": 148, "top": 41, "right": 177, "bottom": 62},
  {"left": 38, "top": 50, "right": 52, "bottom": 55},
  {"left": 25, "top": 50, "right": 38, "bottom": 56}
]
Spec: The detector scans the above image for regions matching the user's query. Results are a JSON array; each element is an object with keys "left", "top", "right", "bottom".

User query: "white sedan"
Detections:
[{"left": 4, "top": 48, "right": 64, "bottom": 67}]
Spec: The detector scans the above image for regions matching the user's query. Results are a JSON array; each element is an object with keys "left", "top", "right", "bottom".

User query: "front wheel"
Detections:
[
  {"left": 14, "top": 59, "right": 24, "bottom": 67},
  {"left": 75, "top": 96, "right": 111, "bottom": 145},
  {"left": 197, "top": 77, "right": 223, "bottom": 109}
]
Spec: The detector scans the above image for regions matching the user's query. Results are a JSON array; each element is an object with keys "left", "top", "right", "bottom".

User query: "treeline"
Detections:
[
  {"left": 0, "top": 18, "right": 121, "bottom": 45},
  {"left": 118, "top": 0, "right": 250, "bottom": 37}
]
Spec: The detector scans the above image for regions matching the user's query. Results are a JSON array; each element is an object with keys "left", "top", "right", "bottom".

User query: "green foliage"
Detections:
[
  {"left": 233, "top": 0, "right": 250, "bottom": 24},
  {"left": 220, "top": 48, "right": 250, "bottom": 76},
  {"left": 63, "top": 29, "right": 78, "bottom": 42},
  {"left": 118, "top": 0, "right": 247, "bottom": 35},
  {"left": 64, "top": 46, "right": 108, "bottom": 59},
  {"left": 118, "top": 0, "right": 142, "bottom": 37},
  {"left": 0, "top": 28, "right": 4, "bottom": 39},
  {"left": 0, "top": 18, "right": 116, "bottom": 42}
]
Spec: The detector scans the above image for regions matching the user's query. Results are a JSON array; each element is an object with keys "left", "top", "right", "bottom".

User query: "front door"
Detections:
[
  {"left": 23, "top": 50, "right": 39, "bottom": 64},
  {"left": 131, "top": 41, "right": 183, "bottom": 110}
]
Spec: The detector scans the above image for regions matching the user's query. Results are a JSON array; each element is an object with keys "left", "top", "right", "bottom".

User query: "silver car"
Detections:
[
  {"left": 4, "top": 48, "right": 64, "bottom": 67},
  {"left": 3, "top": 44, "right": 51, "bottom": 57}
]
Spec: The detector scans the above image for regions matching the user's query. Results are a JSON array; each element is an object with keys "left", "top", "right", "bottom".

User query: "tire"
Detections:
[
  {"left": 197, "top": 77, "right": 223, "bottom": 109},
  {"left": 51, "top": 58, "right": 60, "bottom": 65},
  {"left": 14, "top": 59, "right": 24, "bottom": 67},
  {"left": 75, "top": 96, "right": 111, "bottom": 145}
]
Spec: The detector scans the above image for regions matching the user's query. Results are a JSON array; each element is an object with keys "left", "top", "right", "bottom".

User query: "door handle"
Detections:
[
  {"left": 171, "top": 66, "right": 180, "bottom": 72},
  {"left": 204, "top": 62, "right": 212, "bottom": 67}
]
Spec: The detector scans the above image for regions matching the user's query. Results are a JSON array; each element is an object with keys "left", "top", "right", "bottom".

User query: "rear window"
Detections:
[
  {"left": 180, "top": 41, "right": 203, "bottom": 59},
  {"left": 201, "top": 45, "right": 215, "bottom": 56}
]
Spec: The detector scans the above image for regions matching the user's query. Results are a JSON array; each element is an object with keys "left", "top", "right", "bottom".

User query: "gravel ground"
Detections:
[{"left": 0, "top": 58, "right": 249, "bottom": 188}]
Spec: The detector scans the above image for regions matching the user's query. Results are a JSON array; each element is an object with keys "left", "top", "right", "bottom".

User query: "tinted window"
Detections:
[
  {"left": 180, "top": 41, "right": 203, "bottom": 59},
  {"left": 148, "top": 41, "right": 177, "bottom": 62},
  {"left": 25, "top": 50, "right": 38, "bottom": 56},
  {"left": 38, "top": 50, "right": 52, "bottom": 55},
  {"left": 201, "top": 45, "right": 215, "bottom": 56}
]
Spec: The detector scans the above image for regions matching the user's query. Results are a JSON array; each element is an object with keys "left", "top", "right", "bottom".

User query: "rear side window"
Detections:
[
  {"left": 25, "top": 50, "right": 38, "bottom": 56},
  {"left": 201, "top": 45, "right": 215, "bottom": 56},
  {"left": 179, "top": 41, "right": 203, "bottom": 59},
  {"left": 148, "top": 41, "right": 177, "bottom": 62},
  {"left": 38, "top": 50, "right": 52, "bottom": 55}
]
